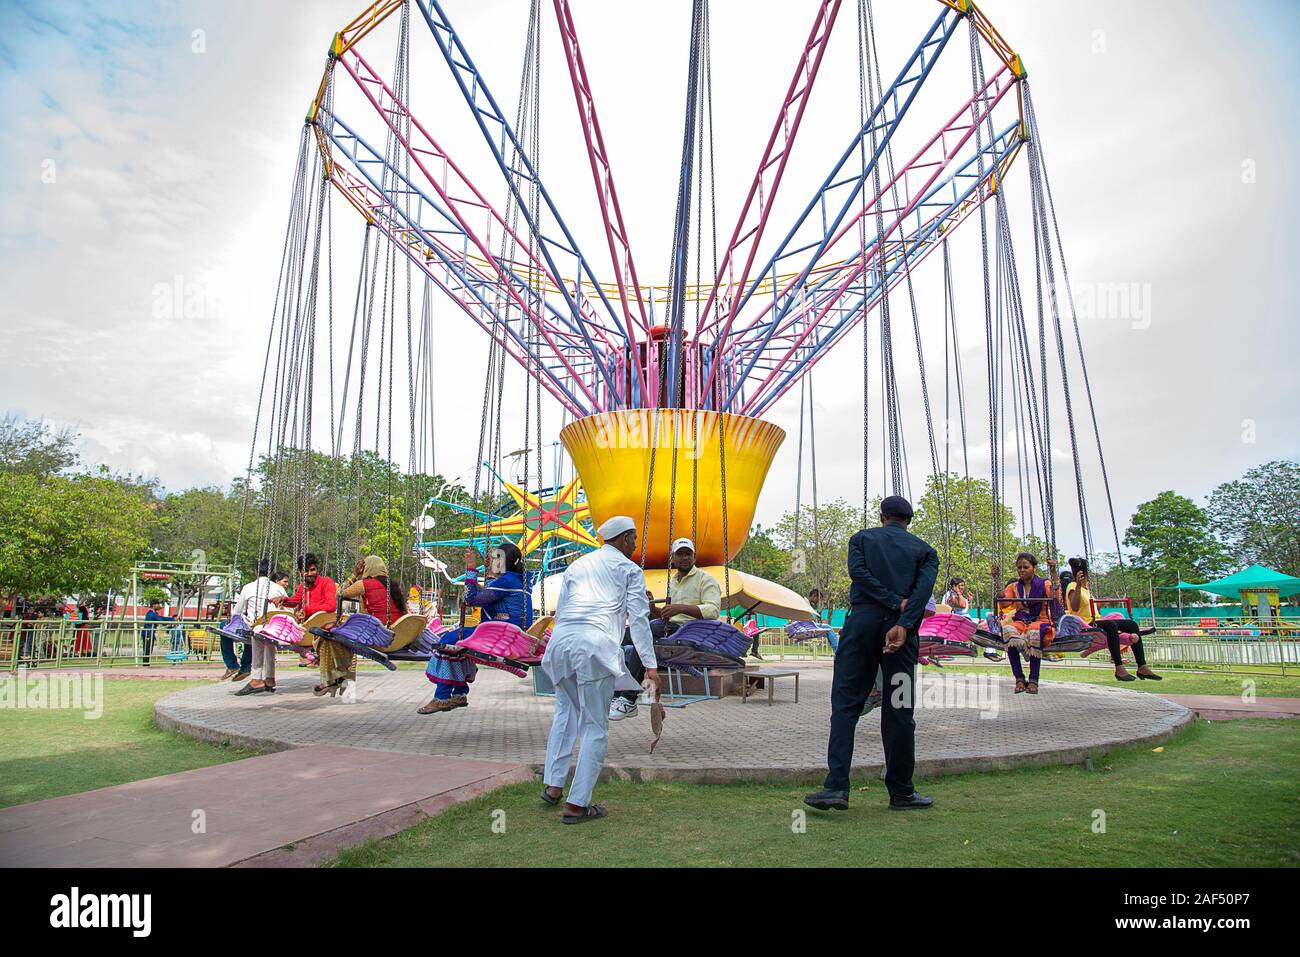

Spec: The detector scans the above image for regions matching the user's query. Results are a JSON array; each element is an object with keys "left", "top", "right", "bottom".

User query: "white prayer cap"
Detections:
[
  {"left": 597, "top": 515, "right": 636, "bottom": 540},
  {"left": 670, "top": 537, "right": 695, "bottom": 554}
]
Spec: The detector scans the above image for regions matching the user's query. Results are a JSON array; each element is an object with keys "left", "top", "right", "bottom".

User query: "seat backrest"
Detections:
[
  {"left": 258, "top": 614, "right": 304, "bottom": 645},
  {"left": 385, "top": 614, "right": 429, "bottom": 652},
  {"left": 918, "top": 612, "right": 976, "bottom": 643},
  {"left": 301, "top": 610, "right": 338, "bottom": 631},
  {"left": 526, "top": 615, "right": 554, "bottom": 641},
  {"left": 669, "top": 619, "right": 749, "bottom": 659}
]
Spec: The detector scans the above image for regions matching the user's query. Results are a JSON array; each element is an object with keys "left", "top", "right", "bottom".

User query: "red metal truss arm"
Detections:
[{"left": 552, "top": 0, "right": 650, "bottom": 399}]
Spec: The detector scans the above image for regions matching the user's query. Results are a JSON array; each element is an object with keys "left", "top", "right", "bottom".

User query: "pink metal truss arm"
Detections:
[
  {"left": 735, "top": 70, "right": 1019, "bottom": 415},
  {"left": 553, "top": 0, "right": 650, "bottom": 402},
  {"left": 327, "top": 163, "right": 591, "bottom": 418},
  {"left": 336, "top": 44, "right": 617, "bottom": 409},
  {"left": 694, "top": 0, "right": 841, "bottom": 397},
  {"left": 726, "top": 63, "right": 1016, "bottom": 370}
]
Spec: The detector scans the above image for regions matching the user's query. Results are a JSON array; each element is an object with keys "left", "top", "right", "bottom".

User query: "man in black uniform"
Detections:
[{"left": 805, "top": 495, "right": 939, "bottom": 812}]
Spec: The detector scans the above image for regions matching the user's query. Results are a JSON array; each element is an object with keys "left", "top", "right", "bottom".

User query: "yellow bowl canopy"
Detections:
[{"left": 561, "top": 409, "right": 785, "bottom": 567}]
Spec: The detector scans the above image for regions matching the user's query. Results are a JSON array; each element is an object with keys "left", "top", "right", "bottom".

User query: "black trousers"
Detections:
[
  {"left": 618, "top": 618, "right": 674, "bottom": 702},
  {"left": 825, "top": 603, "right": 919, "bottom": 797},
  {"left": 1095, "top": 618, "right": 1147, "bottom": 667}
]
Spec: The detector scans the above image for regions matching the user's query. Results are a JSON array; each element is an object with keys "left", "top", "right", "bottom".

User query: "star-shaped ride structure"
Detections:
[{"left": 462, "top": 477, "right": 598, "bottom": 556}]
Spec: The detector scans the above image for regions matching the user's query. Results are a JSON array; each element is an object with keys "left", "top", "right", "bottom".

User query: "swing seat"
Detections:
[
  {"left": 215, "top": 615, "right": 253, "bottom": 643},
  {"left": 255, "top": 614, "right": 311, "bottom": 647},
  {"left": 917, "top": 612, "right": 976, "bottom": 659},
  {"left": 1078, "top": 612, "right": 1138, "bottom": 658},
  {"left": 308, "top": 613, "right": 399, "bottom": 669},
  {"left": 785, "top": 619, "right": 832, "bottom": 643},
  {"left": 655, "top": 619, "right": 748, "bottom": 670},
  {"left": 918, "top": 612, "right": 976, "bottom": 643},
  {"left": 451, "top": 620, "right": 549, "bottom": 678}
]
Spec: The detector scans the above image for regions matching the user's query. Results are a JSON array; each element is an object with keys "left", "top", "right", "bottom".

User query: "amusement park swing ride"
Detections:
[{"left": 237, "top": 0, "right": 1131, "bottom": 653}]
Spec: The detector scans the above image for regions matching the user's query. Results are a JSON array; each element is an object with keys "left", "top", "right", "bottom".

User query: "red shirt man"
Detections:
[{"left": 278, "top": 554, "right": 338, "bottom": 619}]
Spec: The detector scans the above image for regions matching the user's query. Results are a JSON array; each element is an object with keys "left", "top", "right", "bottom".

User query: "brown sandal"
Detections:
[
  {"left": 417, "top": 698, "right": 456, "bottom": 715},
  {"left": 1026, "top": 680, "right": 1039, "bottom": 695},
  {"left": 561, "top": 803, "right": 608, "bottom": 824},
  {"left": 1013, "top": 679, "right": 1027, "bottom": 694}
]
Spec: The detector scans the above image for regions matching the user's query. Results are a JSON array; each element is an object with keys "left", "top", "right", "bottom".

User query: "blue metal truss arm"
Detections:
[
  {"left": 720, "top": 4, "right": 964, "bottom": 410},
  {"left": 743, "top": 122, "right": 1023, "bottom": 417},
  {"left": 415, "top": 0, "right": 631, "bottom": 406},
  {"left": 323, "top": 110, "right": 599, "bottom": 415}
]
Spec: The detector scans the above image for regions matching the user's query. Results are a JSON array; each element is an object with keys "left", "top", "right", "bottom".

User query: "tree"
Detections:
[
  {"left": 892, "top": 473, "right": 1027, "bottom": 611},
  {"left": 1206, "top": 460, "right": 1300, "bottom": 577},
  {"left": 0, "top": 414, "right": 79, "bottom": 477},
  {"left": 770, "top": 498, "right": 862, "bottom": 611},
  {"left": 0, "top": 469, "right": 156, "bottom": 610},
  {"left": 1124, "top": 491, "right": 1227, "bottom": 588},
  {"left": 732, "top": 524, "right": 790, "bottom": 584}
]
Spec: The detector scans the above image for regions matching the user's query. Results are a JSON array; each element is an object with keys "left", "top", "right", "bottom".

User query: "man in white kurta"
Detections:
[
  {"left": 232, "top": 562, "right": 287, "bottom": 696},
  {"left": 541, "top": 516, "right": 659, "bottom": 822}
]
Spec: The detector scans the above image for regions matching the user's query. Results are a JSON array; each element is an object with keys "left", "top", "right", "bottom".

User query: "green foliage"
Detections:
[
  {"left": 1124, "top": 491, "right": 1227, "bottom": 588},
  {"left": 1206, "top": 460, "right": 1300, "bottom": 576},
  {"left": 769, "top": 498, "right": 861, "bottom": 610},
  {"left": 0, "top": 469, "right": 155, "bottom": 604},
  {"left": 0, "top": 413, "right": 79, "bottom": 477},
  {"left": 731, "top": 524, "right": 790, "bottom": 584}
]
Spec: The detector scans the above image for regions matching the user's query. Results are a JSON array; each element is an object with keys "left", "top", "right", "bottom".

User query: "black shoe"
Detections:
[
  {"left": 804, "top": 788, "right": 849, "bottom": 811},
  {"left": 889, "top": 792, "right": 934, "bottom": 811},
  {"left": 233, "top": 682, "right": 270, "bottom": 696},
  {"left": 1136, "top": 670, "right": 1162, "bottom": 681}
]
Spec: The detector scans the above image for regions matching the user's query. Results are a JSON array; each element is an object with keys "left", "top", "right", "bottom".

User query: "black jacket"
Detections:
[{"left": 846, "top": 523, "right": 940, "bottom": 631}]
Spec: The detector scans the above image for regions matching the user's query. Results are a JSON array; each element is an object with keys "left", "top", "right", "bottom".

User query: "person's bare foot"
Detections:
[{"left": 544, "top": 786, "right": 563, "bottom": 802}]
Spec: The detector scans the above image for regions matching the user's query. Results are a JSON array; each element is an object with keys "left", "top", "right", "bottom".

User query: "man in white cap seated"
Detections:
[
  {"left": 610, "top": 536, "right": 721, "bottom": 721},
  {"left": 540, "top": 515, "right": 660, "bottom": 823}
]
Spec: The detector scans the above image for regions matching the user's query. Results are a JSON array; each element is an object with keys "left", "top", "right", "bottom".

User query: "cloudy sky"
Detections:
[{"left": 2, "top": 0, "right": 1297, "bottom": 556}]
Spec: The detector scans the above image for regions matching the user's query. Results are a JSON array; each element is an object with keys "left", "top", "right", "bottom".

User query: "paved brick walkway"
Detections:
[
  {"left": 1158, "top": 694, "right": 1300, "bottom": 721},
  {"left": 156, "top": 665, "right": 1191, "bottom": 782},
  {"left": 0, "top": 745, "right": 531, "bottom": 868}
]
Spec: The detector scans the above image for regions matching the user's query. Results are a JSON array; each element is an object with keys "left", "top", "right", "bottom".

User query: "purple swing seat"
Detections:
[
  {"left": 785, "top": 619, "right": 832, "bottom": 643},
  {"left": 215, "top": 614, "right": 253, "bottom": 643},
  {"left": 308, "top": 614, "right": 399, "bottom": 671},
  {"left": 385, "top": 624, "right": 446, "bottom": 662},
  {"left": 654, "top": 619, "right": 749, "bottom": 670}
]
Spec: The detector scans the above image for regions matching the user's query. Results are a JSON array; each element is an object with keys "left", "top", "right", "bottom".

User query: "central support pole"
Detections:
[{"left": 664, "top": 0, "right": 706, "bottom": 408}]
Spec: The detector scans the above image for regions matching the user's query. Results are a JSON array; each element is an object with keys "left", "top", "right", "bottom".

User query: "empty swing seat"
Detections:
[
  {"left": 654, "top": 619, "right": 749, "bottom": 670},
  {"left": 785, "top": 619, "right": 832, "bottom": 643},
  {"left": 918, "top": 612, "right": 977, "bottom": 659}
]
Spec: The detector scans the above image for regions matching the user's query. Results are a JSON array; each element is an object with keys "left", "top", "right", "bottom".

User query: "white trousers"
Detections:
[
  {"left": 543, "top": 672, "right": 615, "bottom": 808},
  {"left": 251, "top": 637, "right": 277, "bottom": 682}
]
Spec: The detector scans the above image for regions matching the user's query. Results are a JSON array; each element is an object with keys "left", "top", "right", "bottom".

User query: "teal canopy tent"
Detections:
[{"left": 1173, "top": 564, "right": 1300, "bottom": 599}]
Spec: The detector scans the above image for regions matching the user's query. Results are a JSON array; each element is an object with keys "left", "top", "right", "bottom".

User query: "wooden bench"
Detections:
[{"left": 740, "top": 668, "right": 799, "bottom": 706}]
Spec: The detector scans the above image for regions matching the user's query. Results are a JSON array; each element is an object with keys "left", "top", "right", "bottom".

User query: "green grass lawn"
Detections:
[
  {"left": 948, "top": 663, "right": 1300, "bottom": 698},
  {"left": 329, "top": 719, "right": 1300, "bottom": 868},
  {"left": 0, "top": 679, "right": 258, "bottom": 809}
]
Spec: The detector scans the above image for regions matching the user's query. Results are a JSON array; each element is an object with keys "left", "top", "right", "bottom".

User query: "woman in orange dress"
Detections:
[{"left": 995, "top": 552, "right": 1058, "bottom": 695}]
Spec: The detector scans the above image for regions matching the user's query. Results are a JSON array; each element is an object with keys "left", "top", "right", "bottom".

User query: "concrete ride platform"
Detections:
[{"left": 154, "top": 664, "right": 1193, "bottom": 783}]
